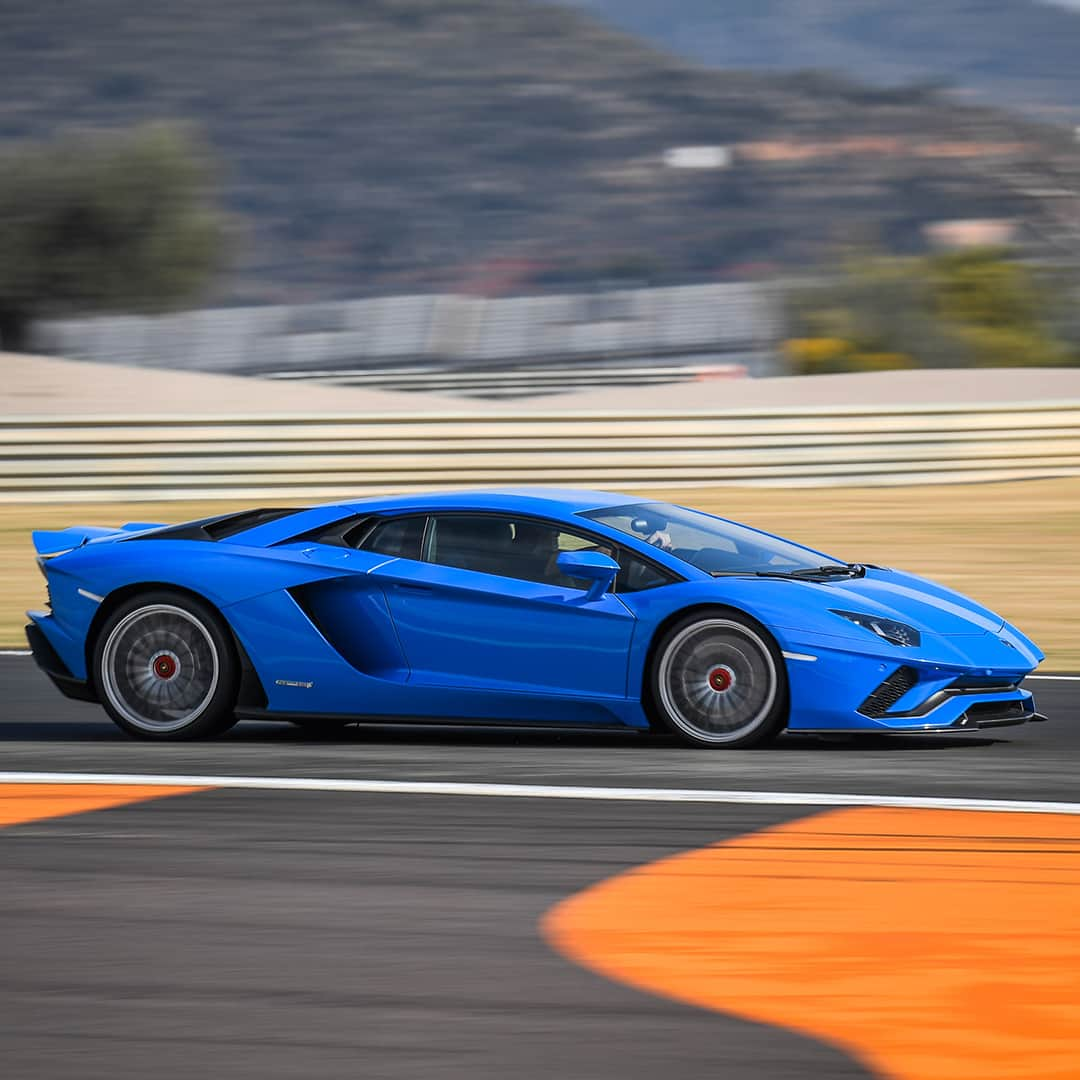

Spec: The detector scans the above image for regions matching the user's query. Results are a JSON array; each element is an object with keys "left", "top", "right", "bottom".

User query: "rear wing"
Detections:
[
  {"left": 31, "top": 523, "right": 166, "bottom": 559},
  {"left": 30, "top": 508, "right": 303, "bottom": 560}
]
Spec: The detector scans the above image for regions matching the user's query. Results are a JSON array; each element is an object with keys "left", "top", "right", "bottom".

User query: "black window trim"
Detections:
[
  {"left": 283, "top": 512, "right": 375, "bottom": 549},
  {"left": 360, "top": 513, "right": 429, "bottom": 561},
  {"left": 282, "top": 507, "right": 684, "bottom": 593},
  {"left": 409, "top": 509, "right": 684, "bottom": 594}
]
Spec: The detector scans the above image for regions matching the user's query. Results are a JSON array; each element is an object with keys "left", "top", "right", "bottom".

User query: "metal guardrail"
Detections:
[{"left": 3, "top": 401, "right": 1080, "bottom": 502}]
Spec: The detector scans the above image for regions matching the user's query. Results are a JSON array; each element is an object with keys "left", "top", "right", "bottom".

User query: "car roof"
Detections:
[{"left": 337, "top": 488, "right": 645, "bottom": 517}]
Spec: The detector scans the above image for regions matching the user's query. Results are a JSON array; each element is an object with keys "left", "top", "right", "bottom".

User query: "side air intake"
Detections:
[{"left": 857, "top": 666, "right": 919, "bottom": 719}]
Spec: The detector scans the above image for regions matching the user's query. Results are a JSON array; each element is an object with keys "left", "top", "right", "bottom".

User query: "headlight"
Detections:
[{"left": 831, "top": 609, "right": 921, "bottom": 647}]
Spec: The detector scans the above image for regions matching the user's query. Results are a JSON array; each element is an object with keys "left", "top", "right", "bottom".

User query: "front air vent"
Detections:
[
  {"left": 858, "top": 666, "right": 920, "bottom": 719},
  {"left": 960, "top": 700, "right": 1030, "bottom": 726}
]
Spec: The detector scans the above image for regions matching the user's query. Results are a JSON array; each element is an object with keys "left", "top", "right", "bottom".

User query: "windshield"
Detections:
[{"left": 581, "top": 502, "right": 845, "bottom": 576}]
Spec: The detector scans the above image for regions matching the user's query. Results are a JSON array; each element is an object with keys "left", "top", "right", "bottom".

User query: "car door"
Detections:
[{"left": 370, "top": 512, "right": 637, "bottom": 698}]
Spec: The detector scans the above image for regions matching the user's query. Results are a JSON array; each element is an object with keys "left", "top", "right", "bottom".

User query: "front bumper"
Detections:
[
  {"left": 781, "top": 633, "right": 1045, "bottom": 733},
  {"left": 854, "top": 663, "right": 1043, "bottom": 731},
  {"left": 948, "top": 697, "right": 1046, "bottom": 729}
]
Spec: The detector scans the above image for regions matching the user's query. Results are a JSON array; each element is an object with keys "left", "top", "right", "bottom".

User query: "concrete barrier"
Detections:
[
  {"left": 3, "top": 401, "right": 1079, "bottom": 502},
  {"left": 33, "top": 283, "right": 781, "bottom": 377}
]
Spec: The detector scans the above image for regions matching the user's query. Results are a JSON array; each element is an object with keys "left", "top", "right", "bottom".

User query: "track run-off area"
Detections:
[{"left": 1, "top": 655, "right": 1078, "bottom": 1080}]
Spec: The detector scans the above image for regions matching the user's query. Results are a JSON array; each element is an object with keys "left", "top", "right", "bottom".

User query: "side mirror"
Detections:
[{"left": 556, "top": 550, "right": 620, "bottom": 601}]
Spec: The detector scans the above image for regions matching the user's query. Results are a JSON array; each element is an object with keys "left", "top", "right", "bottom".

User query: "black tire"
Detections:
[
  {"left": 646, "top": 609, "right": 788, "bottom": 748},
  {"left": 92, "top": 590, "right": 240, "bottom": 740}
]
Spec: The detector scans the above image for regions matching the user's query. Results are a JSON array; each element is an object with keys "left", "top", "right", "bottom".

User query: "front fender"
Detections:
[{"left": 616, "top": 576, "right": 1041, "bottom": 703}]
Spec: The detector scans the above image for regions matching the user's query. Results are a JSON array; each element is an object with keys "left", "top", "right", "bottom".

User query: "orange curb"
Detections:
[
  {"left": 543, "top": 807, "right": 1080, "bottom": 1080},
  {"left": 0, "top": 782, "right": 208, "bottom": 828}
]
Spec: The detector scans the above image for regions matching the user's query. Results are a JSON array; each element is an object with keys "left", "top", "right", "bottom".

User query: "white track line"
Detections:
[
  {"left": 1028, "top": 674, "right": 1080, "bottom": 681},
  {"left": 0, "top": 650, "right": 31, "bottom": 656},
  {"left": 0, "top": 771, "right": 1077, "bottom": 815}
]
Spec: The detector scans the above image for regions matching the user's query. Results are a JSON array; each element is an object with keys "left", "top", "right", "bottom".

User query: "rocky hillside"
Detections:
[
  {"left": 4, "top": 0, "right": 1079, "bottom": 301},
  {"left": 562, "top": 0, "right": 1080, "bottom": 122}
]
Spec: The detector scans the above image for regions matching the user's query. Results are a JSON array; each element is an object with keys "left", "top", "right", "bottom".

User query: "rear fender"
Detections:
[
  {"left": 47, "top": 540, "right": 370, "bottom": 612},
  {"left": 35, "top": 542, "right": 381, "bottom": 682}
]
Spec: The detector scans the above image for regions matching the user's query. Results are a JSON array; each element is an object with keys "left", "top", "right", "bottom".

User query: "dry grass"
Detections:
[{"left": 3, "top": 479, "right": 1079, "bottom": 668}]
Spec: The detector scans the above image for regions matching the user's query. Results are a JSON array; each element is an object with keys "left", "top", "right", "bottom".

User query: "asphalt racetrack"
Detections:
[{"left": 1, "top": 654, "right": 1077, "bottom": 1080}]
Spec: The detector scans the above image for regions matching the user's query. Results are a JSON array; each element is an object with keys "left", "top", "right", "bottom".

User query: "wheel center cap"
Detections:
[
  {"left": 151, "top": 652, "right": 179, "bottom": 681},
  {"left": 707, "top": 665, "right": 735, "bottom": 693}
]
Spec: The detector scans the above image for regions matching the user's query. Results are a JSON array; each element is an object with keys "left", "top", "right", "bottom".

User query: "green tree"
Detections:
[
  {"left": 929, "top": 248, "right": 1071, "bottom": 368},
  {"left": 785, "top": 247, "right": 1076, "bottom": 373},
  {"left": 0, "top": 124, "right": 223, "bottom": 351}
]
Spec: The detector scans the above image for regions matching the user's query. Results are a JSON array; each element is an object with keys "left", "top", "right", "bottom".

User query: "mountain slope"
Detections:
[
  {"left": 3, "top": 0, "right": 1079, "bottom": 302},
  {"left": 561, "top": 0, "right": 1080, "bottom": 122}
]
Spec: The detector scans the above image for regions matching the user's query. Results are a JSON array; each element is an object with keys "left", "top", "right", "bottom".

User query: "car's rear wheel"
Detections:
[
  {"left": 94, "top": 591, "right": 239, "bottom": 739},
  {"left": 648, "top": 611, "right": 787, "bottom": 748}
]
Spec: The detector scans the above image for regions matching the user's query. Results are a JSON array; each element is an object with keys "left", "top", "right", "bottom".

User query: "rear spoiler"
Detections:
[
  {"left": 31, "top": 523, "right": 166, "bottom": 559},
  {"left": 31, "top": 509, "right": 300, "bottom": 560}
]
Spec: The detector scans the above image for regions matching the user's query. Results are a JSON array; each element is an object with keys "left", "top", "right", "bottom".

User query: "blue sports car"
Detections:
[{"left": 26, "top": 488, "right": 1045, "bottom": 745}]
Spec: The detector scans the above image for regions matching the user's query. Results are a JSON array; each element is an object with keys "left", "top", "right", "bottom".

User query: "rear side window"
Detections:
[
  {"left": 360, "top": 516, "right": 426, "bottom": 560},
  {"left": 287, "top": 514, "right": 372, "bottom": 549}
]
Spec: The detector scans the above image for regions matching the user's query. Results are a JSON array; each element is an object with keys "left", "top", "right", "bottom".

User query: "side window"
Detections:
[
  {"left": 425, "top": 514, "right": 518, "bottom": 577},
  {"left": 423, "top": 514, "right": 673, "bottom": 593},
  {"left": 425, "top": 514, "right": 591, "bottom": 588},
  {"left": 509, "top": 520, "right": 599, "bottom": 589},
  {"left": 614, "top": 548, "right": 675, "bottom": 593},
  {"left": 359, "top": 516, "right": 426, "bottom": 560},
  {"left": 512, "top": 526, "right": 674, "bottom": 592}
]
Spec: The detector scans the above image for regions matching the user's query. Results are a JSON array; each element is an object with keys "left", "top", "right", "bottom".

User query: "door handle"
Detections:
[{"left": 395, "top": 582, "right": 433, "bottom": 593}]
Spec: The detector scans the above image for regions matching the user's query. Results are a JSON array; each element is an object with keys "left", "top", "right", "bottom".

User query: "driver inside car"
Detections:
[
  {"left": 644, "top": 527, "right": 673, "bottom": 551},
  {"left": 631, "top": 514, "right": 673, "bottom": 551}
]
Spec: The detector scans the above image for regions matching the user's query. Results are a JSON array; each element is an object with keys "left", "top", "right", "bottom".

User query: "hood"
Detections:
[{"left": 795, "top": 568, "right": 1005, "bottom": 637}]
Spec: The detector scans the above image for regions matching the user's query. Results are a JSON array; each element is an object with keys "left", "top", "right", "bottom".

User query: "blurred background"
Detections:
[
  {"left": 2, "top": 9, "right": 1080, "bottom": 1080},
  {"left": 1, "top": 0, "right": 1079, "bottom": 663}
]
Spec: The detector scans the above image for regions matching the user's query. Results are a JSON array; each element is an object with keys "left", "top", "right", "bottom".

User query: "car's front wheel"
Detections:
[
  {"left": 94, "top": 591, "right": 239, "bottom": 739},
  {"left": 648, "top": 610, "right": 787, "bottom": 748}
]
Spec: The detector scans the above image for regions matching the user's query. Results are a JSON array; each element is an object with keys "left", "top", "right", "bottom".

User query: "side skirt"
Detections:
[{"left": 235, "top": 707, "right": 637, "bottom": 734}]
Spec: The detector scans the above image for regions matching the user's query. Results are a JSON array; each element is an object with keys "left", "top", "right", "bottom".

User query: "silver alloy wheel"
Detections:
[
  {"left": 656, "top": 618, "right": 778, "bottom": 745},
  {"left": 100, "top": 603, "right": 220, "bottom": 734}
]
